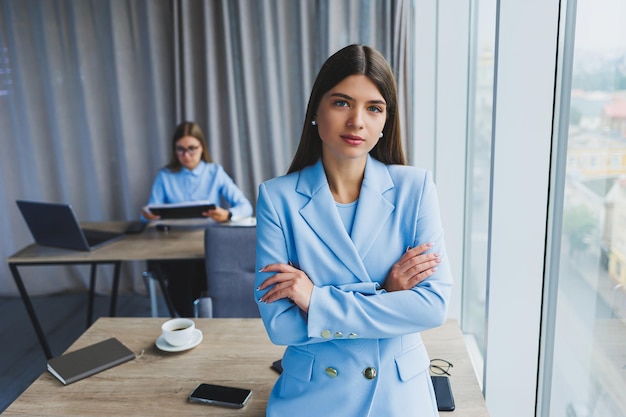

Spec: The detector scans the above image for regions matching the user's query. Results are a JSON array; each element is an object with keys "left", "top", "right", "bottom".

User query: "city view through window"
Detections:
[
  {"left": 546, "top": 0, "right": 626, "bottom": 416},
  {"left": 462, "top": 1, "right": 625, "bottom": 415}
]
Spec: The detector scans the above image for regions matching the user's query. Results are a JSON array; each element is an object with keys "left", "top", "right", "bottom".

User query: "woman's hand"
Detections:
[
  {"left": 383, "top": 243, "right": 441, "bottom": 292},
  {"left": 141, "top": 207, "right": 160, "bottom": 221},
  {"left": 258, "top": 263, "right": 314, "bottom": 313},
  {"left": 202, "top": 206, "right": 231, "bottom": 222}
]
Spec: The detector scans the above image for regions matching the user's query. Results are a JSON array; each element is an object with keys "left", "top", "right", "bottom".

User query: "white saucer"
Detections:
[{"left": 155, "top": 328, "right": 203, "bottom": 352}]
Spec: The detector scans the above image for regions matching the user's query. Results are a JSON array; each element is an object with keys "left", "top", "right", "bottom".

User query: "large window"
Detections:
[
  {"left": 542, "top": 0, "right": 626, "bottom": 416},
  {"left": 462, "top": 0, "right": 497, "bottom": 383}
]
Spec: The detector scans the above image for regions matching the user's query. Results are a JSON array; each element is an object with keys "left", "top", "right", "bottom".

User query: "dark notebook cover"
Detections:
[
  {"left": 47, "top": 337, "right": 135, "bottom": 385},
  {"left": 147, "top": 202, "right": 216, "bottom": 219}
]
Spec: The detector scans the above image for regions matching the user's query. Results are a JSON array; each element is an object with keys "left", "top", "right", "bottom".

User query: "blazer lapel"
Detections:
[{"left": 296, "top": 157, "right": 395, "bottom": 282}]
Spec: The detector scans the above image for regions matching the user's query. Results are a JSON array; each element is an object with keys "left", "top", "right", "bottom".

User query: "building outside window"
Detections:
[
  {"left": 461, "top": 1, "right": 626, "bottom": 415},
  {"left": 542, "top": 0, "right": 626, "bottom": 416}
]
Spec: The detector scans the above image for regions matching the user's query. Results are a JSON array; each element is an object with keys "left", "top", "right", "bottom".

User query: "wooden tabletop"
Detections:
[
  {"left": 7, "top": 221, "right": 206, "bottom": 264},
  {"left": 4, "top": 318, "right": 489, "bottom": 416}
]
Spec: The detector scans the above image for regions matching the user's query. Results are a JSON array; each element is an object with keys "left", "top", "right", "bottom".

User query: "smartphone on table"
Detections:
[
  {"left": 431, "top": 375, "right": 455, "bottom": 411},
  {"left": 189, "top": 383, "right": 252, "bottom": 408}
]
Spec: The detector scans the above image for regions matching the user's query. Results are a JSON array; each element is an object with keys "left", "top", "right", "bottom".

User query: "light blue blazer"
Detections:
[{"left": 255, "top": 156, "right": 453, "bottom": 417}]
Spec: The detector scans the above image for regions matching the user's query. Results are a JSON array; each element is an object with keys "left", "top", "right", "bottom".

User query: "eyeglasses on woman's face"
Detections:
[{"left": 175, "top": 145, "right": 201, "bottom": 156}]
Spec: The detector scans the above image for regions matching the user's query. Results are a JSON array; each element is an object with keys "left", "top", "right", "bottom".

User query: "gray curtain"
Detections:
[
  {"left": 0, "top": 0, "right": 413, "bottom": 296},
  {"left": 175, "top": 0, "right": 414, "bottom": 201}
]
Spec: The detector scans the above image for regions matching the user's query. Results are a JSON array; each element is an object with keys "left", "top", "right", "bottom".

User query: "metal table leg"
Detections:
[
  {"left": 109, "top": 261, "right": 121, "bottom": 316},
  {"left": 9, "top": 263, "right": 53, "bottom": 360},
  {"left": 151, "top": 263, "right": 177, "bottom": 318},
  {"left": 87, "top": 264, "right": 97, "bottom": 327}
]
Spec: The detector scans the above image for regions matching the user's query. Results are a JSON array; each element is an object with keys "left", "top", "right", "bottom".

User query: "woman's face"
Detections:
[
  {"left": 314, "top": 74, "right": 386, "bottom": 165},
  {"left": 175, "top": 136, "right": 203, "bottom": 170}
]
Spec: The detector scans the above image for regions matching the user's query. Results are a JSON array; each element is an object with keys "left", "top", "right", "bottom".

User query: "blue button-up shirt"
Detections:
[{"left": 145, "top": 161, "right": 252, "bottom": 219}]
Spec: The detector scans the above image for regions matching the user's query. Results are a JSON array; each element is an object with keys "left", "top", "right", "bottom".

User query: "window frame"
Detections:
[
  {"left": 413, "top": 1, "right": 561, "bottom": 415},
  {"left": 481, "top": 1, "right": 560, "bottom": 416}
]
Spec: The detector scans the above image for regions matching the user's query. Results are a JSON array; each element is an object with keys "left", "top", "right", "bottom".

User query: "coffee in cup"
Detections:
[{"left": 161, "top": 318, "right": 195, "bottom": 347}]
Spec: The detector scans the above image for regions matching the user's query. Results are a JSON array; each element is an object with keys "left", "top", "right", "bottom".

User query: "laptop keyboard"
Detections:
[{"left": 83, "top": 229, "right": 122, "bottom": 247}]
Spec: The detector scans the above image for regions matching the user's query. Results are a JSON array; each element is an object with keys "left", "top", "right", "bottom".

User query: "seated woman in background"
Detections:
[
  {"left": 142, "top": 120, "right": 252, "bottom": 222},
  {"left": 142, "top": 121, "right": 253, "bottom": 317}
]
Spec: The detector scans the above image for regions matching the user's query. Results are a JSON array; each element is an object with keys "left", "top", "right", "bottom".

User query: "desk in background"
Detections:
[
  {"left": 4, "top": 318, "right": 489, "bottom": 416},
  {"left": 7, "top": 221, "right": 206, "bottom": 359}
]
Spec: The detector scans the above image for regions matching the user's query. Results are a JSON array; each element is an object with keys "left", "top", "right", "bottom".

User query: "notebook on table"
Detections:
[
  {"left": 47, "top": 337, "right": 135, "bottom": 385},
  {"left": 16, "top": 200, "right": 124, "bottom": 251}
]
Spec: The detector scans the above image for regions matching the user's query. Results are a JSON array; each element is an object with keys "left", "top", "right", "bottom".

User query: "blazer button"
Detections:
[
  {"left": 363, "top": 367, "right": 377, "bottom": 380},
  {"left": 321, "top": 329, "right": 332, "bottom": 338},
  {"left": 325, "top": 367, "right": 338, "bottom": 378},
  {"left": 334, "top": 331, "right": 343, "bottom": 338},
  {"left": 348, "top": 332, "right": 358, "bottom": 339}
]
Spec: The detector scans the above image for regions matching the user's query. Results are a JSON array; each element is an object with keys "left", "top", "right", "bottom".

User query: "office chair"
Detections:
[
  {"left": 193, "top": 296, "right": 213, "bottom": 318},
  {"left": 203, "top": 224, "right": 260, "bottom": 318}
]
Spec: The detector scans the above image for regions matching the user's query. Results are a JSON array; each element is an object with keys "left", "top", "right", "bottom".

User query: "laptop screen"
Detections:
[{"left": 16, "top": 200, "right": 122, "bottom": 251}]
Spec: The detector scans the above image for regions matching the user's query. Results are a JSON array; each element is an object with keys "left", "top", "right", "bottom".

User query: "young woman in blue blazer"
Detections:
[{"left": 255, "top": 44, "right": 453, "bottom": 416}]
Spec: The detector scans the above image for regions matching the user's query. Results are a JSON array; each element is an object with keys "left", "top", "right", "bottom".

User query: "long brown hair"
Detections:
[
  {"left": 166, "top": 121, "right": 212, "bottom": 172},
  {"left": 287, "top": 44, "right": 405, "bottom": 174}
]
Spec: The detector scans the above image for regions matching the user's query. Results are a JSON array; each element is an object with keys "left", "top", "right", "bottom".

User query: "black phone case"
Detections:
[
  {"left": 431, "top": 375, "right": 455, "bottom": 411},
  {"left": 189, "top": 383, "right": 251, "bottom": 408}
]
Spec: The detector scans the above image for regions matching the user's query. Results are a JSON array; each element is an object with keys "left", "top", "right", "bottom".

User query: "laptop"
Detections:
[{"left": 16, "top": 200, "right": 125, "bottom": 251}]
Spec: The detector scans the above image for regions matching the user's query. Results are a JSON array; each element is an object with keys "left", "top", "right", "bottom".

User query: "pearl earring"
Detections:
[
  {"left": 311, "top": 120, "right": 317, "bottom": 126},
  {"left": 379, "top": 132, "right": 383, "bottom": 138}
]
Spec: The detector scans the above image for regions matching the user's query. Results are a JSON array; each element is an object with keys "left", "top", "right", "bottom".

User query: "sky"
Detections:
[{"left": 575, "top": 0, "right": 626, "bottom": 51}]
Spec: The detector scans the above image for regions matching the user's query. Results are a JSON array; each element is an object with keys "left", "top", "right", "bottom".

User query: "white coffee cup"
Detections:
[{"left": 161, "top": 318, "right": 195, "bottom": 347}]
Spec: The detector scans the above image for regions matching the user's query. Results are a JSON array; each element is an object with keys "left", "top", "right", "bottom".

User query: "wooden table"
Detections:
[
  {"left": 4, "top": 318, "right": 489, "bottom": 416},
  {"left": 7, "top": 221, "right": 207, "bottom": 359}
]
